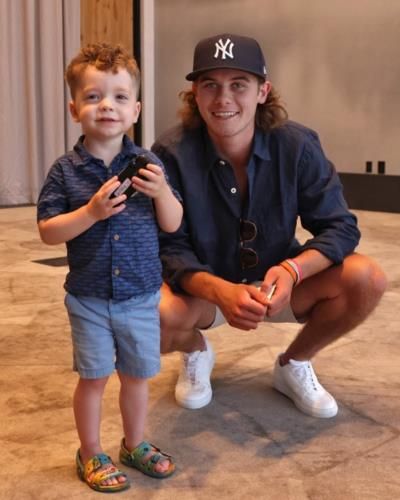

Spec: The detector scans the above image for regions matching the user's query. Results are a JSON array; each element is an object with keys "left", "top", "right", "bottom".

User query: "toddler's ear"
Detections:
[
  {"left": 133, "top": 101, "right": 141, "bottom": 123},
  {"left": 69, "top": 101, "right": 80, "bottom": 122}
]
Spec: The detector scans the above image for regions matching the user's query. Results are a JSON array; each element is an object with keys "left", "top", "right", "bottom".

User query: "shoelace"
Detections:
[
  {"left": 183, "top": 351, "right": 201, "bottom": 385},
  {"left": 291, "top": 362, "right": 319, "bottom": 394}
]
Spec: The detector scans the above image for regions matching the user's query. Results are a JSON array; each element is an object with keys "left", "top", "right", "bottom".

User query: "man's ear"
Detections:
[
  {"left": 258, "top": 81, "right": 272, "bottom": 104},
  {"left": 69, "top": 101, "right": 80, "bottom": 122}
]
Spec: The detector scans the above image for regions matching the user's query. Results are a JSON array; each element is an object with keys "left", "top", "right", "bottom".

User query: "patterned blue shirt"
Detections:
[{"left": 37, "top": 135, "right": 172, "bottom": 301}]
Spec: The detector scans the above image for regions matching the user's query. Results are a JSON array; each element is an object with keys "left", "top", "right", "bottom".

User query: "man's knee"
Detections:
[
  {"left": 159, "top": 283, "right": 197, "bottom": 354},
  {"left": 159, "top": 294, "right": 180, "bottom": 354},
  {"left": 343, "top": 254, "right": 387, "bottom": 309},
  {"left": 158, "top": 282, "right": 215, "bottom": 354}
]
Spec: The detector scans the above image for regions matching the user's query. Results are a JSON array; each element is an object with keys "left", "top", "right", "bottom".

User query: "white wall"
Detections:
[{"left": 153, "top": 0, "right": 400, "bottom": 174}]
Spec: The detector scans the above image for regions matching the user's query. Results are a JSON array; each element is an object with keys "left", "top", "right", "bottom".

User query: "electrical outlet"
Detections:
[{"left": 378, "top": 161, "right": 385, "bottom": 174}]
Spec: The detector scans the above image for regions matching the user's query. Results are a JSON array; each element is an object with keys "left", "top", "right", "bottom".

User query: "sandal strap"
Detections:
[
  {"left": 120, "top": 439, "right": 175, "bottom": 478},
  {"left": 84, "top": 453, "right": 113, "bottom": 475},
  {"left": 90, "top": 464, "right": 123, "bottom": 484},
  {"left": 133, "top": 441, "right": 172, "bottom": 464},
  {"left": 84, "top": 453, "right": 113, "bottom": 476},
  {"left": 76, "top": 450, "right": 130, "bottom": 492},
  {"left": 79, "top": 452, "right": 127, "bottom": 484}
]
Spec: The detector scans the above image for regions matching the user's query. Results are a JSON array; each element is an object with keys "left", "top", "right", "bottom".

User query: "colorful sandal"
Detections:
[
  {"left": 119, "top": 439, "right": 175, "bottom": 478},
  {"left": 76, "top": 450, "right": 130, "bottom": 493}
]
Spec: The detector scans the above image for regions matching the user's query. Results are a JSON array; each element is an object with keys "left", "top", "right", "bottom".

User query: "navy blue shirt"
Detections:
[
  {"left": 37, "top": 135, "right": 170, "bottom": 301},
  {"left": 152, "top": 121, "right": 360, "bottom": 292}
]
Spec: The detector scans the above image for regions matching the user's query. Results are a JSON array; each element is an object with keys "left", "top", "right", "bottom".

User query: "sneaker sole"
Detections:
[
  {"left": 273, "top": 378, "right": 338, "bottom": 419},
  {"left": 176, "top": 389, "right": 213, "bottom": 410}
]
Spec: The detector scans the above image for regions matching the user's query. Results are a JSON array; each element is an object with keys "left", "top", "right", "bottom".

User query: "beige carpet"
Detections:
[{"left": 1, "top": 206, "right": 399, "bottom": 499}]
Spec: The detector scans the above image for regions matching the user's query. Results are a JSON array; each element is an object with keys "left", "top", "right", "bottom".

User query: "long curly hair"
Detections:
[{"left": 178, "top": 82, "right": 288, "bottom": 131}]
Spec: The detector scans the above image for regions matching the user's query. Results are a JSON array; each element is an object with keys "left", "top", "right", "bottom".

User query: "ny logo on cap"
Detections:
[{"left": 214, "top": 38, "right": 234, "bottom": 60}]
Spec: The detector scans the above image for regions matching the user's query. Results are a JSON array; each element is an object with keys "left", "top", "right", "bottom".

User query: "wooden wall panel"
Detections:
[
  {"left": 80, "top": 0, "right": 135, "bottom": 138},
  {"left": 81, "top": 0, "right": 133, "bottom": 53}
]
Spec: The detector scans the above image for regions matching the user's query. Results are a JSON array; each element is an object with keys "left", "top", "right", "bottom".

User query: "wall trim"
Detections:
[{"left": 140, "top": 0, "right": 155, "bottom": 149}]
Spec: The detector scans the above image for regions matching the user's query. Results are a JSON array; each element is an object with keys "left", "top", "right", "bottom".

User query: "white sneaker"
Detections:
[
  {"left": 273, "top": 356, "right": 338, "bottom": 418},
  {"left": 175, "top": 338, "right": 215, "bottom": 409}
]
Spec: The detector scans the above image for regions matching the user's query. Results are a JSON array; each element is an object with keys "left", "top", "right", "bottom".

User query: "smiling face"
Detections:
[
  {"left": 193, "top": 68, "right": 270, "bottom": 149},
  {"left": 69, "top": 66, "right": 141, "bottom": 145}
]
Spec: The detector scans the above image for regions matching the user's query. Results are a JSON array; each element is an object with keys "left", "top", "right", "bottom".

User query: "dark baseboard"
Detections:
[
  {"left": 0, "top": 203, "right": 35, "bottom": 209},
  {"left": 1, "top": 179, "right": 399, "bottom": 213},
  {"left": 339, "top": 173, "right": 400, "bottom": 213}
]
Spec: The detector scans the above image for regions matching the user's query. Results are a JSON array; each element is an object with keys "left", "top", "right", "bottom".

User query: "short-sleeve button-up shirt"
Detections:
[{"left": 37, "top": 135, "right": 167, "bottom": 301}]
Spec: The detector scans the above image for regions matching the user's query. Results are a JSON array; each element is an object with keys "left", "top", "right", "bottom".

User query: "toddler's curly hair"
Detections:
[{"left": 65, "top": 42, "right": 140, "bottom": 98}]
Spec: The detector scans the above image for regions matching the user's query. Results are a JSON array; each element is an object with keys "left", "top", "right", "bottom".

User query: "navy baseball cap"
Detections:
[{"left": 186, "top": 33, "right": 268, "bottom": 81}]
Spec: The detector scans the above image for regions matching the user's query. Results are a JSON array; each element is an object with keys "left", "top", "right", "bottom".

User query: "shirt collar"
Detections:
[
  {"left": 253, "top": 127, "right": 271, "bottom": 162},
  {"left": 71, "top": 134, "right": 138, "bottom": 167},
  {"left": 202, "top": 127, "right": 220, "bottom": 169},
  {"left": 202, "top": 126, "right": 272, "bottom": 168}
]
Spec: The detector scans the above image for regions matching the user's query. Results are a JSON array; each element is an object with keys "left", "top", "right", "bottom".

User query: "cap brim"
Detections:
[{"left": 186, "top": 65, "right": 266, "bottom": 81}]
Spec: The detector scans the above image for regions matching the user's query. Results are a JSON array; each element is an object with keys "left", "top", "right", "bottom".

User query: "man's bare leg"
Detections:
[
  {"left": 159, "top": 282, "right": 217, "bottom": 409},
  {"left": 283, "top": 253, "right": 387, "bottom": 363},
  {"left": 159, "top": 282, "right": 216, "bottom": 354},
  {"left": 273, "top": 253, "right": 386, "bottom": 417},
  {"left": 160, "top": 254, "right": 387, "bottom": 414}
]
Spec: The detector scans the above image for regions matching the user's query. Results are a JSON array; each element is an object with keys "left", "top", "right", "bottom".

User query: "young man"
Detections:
[{"left": 152, "top": 33, "right": 386, "bottom": 418}]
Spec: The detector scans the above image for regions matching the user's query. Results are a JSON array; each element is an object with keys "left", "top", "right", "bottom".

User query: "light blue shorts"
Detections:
[{"left": 65, "top": 291, "right": 160, "bottom": 379}]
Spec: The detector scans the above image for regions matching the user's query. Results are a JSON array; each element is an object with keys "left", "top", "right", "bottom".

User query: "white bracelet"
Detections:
[{"left": 286, "top": 259, "right": 301, "bottom": 284}]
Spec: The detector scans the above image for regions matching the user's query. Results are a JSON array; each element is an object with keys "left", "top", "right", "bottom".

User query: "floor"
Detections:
[{"left": 1, "top": 206, "right": 399, "bottom": 499}]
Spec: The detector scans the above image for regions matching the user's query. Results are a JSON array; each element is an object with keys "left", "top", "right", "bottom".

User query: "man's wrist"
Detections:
[
  {"left": 279, "top": 258, "right": 303, "bottom": 286},
  {"left": 180, "top": 271, "right": 224, "bottom": 303}
]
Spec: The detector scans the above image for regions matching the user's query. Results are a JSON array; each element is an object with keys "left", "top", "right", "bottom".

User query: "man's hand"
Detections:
[
  {"left": 260, "top": 265, "right": 295, "bottom": 317},
  {"left": 86, "top": 176, "right": 127, "bottom": 221},
  {"left": 215, "top": 281, "right": 269, "bottom": 330}
]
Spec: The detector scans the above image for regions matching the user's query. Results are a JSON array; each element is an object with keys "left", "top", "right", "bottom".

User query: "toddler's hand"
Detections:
[
  {"left": 131, "top": 164, "right": 169, "bottom": 199},
  {"left": 86, "top": 176, "right": 127, "bottom": 221}
]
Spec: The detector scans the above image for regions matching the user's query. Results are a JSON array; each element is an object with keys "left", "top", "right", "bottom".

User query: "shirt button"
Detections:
[
  {"left": 230, "top": 187, "right": 237, "bottom": 194},
  {"left": 114, "top": 268, "right": 120, "bottom": 276},
  {"left": 242, "top": 278, "right": 248, "bottom": 283},
  {"left": 114, "top": 234, "right": 120, "bottom": 241},
  {"left": 219, "top": 160, "right": 226, "bottom": 166}
]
